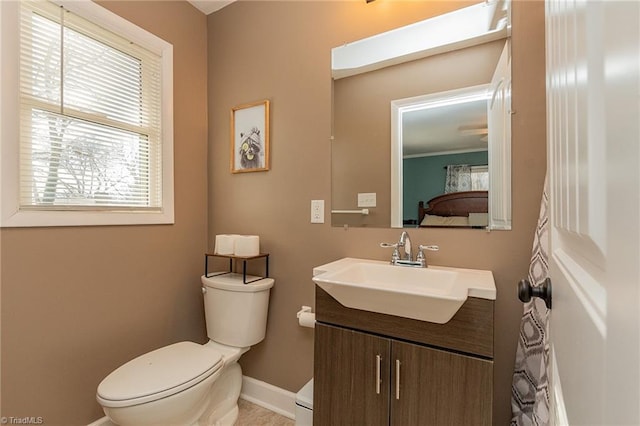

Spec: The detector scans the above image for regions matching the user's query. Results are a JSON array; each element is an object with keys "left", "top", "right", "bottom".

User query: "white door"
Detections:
[
  {"left": 546, "top": 0, "right": 640, "bottom": 424},
  {"left": 488, "top": 39, "right": 511, "bottom": 230}
]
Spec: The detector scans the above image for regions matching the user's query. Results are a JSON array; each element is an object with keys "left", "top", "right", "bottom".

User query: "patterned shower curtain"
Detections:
[{"left": 511, "top": 180, "right": 551, "bottom": 426}]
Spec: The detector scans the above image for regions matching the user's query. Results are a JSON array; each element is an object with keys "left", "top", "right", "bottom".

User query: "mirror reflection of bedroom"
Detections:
[
  {"left": 394, "top": 85, "right": 491, "bottom": 229},
  {"left": 330, "top": 0, "right": 512, "bottom": 231}
]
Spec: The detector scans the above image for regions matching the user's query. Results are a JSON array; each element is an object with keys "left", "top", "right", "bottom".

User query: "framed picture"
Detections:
[{"left": 230, "top": 100, "right": 270, "bottom": 173}]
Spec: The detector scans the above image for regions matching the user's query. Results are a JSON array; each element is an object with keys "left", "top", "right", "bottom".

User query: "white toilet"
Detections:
[{"left": 96, "top": 273, "right": 275, "bottom": 426}]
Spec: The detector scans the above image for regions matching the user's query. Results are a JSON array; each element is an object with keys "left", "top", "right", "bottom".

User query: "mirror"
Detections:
[{"left": 331, "top": 1, "right": 512, "bottom": 230}]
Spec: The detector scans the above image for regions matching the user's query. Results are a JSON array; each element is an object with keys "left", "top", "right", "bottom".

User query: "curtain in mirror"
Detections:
[{"left": 444, "top": 164, "right": 472, "bottom": 193}]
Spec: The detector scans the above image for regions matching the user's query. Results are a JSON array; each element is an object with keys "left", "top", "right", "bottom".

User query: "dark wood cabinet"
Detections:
[
  {"left": 390, "top": 339, "right": 492, "bottom": 425},
  {"left": 314, "top": 287, "right": 494, "bottom": 426},
  {"left": 314, "top": 324, "right": 390, "bottom": 425}
]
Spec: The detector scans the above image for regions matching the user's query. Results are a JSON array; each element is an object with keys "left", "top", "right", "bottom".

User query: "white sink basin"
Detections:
[{"left": 312, "top": 258, "right": 495, "bottom": 324}]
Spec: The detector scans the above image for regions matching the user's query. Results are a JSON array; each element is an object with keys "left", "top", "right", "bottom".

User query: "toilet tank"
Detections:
[{"left": 201, "top": 274, "right": 275, "bottom": 347}]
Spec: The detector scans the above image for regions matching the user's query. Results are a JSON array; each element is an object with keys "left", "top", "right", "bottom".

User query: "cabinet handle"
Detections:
[
  {"left": 376, "top": 354, "right": 381, "bottom": 394},
  {"left": 395, "top": 359, "right": 401, "bottom": 400}
]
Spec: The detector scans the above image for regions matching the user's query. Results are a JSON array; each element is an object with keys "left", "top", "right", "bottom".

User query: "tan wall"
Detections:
[
  {"left": 208, "top": 1, "right": 546, "bottom": 424},
  {"left": 0, "top": 1, "right": 208, "bottom": 424}
]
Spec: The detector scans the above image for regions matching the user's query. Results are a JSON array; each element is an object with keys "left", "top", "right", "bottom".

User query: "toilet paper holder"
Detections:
[
  {"left": 204, "top": 252, "right": 270, "bottom": 284},
  {"left": 297, "top": 306, "right": 312, "bottom": 317},
  {"left": 297, "top": 306, "right": 316, "bottom": 328}
]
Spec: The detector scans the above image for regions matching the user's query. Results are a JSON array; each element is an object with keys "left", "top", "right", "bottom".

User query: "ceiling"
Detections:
[
  {"left": 402, "top": 98, "right": 488, "bottom": 158},
  {"left": 187, "top": 0, "right": 234, "bottom": 15}
]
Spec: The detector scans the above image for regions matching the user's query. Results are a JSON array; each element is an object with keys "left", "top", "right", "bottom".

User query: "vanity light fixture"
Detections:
[{"left": 401, "top": 89, "right": 491, "bottom": 114}]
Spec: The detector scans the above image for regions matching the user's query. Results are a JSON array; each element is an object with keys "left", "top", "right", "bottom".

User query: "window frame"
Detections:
[{"left": 0, "top": 0, "right": 174, "bottom": 227}]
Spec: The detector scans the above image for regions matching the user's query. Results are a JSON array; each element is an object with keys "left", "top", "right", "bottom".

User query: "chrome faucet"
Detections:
[
  {"left": 398, "top": 231, "right": 413, "bottom": 261},
  {"left": 380, "top": 231, "right": 439, "bottom": 268}
]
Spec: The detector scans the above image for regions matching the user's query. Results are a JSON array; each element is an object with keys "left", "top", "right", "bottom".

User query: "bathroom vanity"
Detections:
[{"left": 312, "top": 259, "right": 495, "bottom": 425}]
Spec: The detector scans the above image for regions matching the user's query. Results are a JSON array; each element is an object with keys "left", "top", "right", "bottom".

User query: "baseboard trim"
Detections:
[{"left": 240, "top": 375, "right": 297, "bottom": 420}]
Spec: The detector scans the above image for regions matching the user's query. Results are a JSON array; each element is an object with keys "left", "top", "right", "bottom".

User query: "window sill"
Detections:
[{"left": 0, "top": 207, "right": 174, "bottom": 228}]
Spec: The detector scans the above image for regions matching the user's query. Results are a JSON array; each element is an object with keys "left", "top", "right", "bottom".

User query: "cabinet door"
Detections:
[
  {"left": 391, "top": 341, "right": 493, "bottom": 426},
  {"left": 314, "top": 323, "right": 391, "bottom": 426}
]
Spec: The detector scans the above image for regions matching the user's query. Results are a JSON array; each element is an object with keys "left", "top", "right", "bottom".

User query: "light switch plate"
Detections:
[
  {"left": 311, "top": 200, "right": 324, "bottom": 223},
  {"left": 358, "top": 193, "right": 377, "bottom": 208}
]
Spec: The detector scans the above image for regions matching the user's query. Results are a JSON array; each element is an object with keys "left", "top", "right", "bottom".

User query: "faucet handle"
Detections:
[
  {"left": 416, "top": 245, "right": 439, "bottom": 267},
  {"left": 380, "top": 242, "right": 398, "bottom": 248},
  {"left": 380, "top": 242, "right": 400, "bottom": 264}
]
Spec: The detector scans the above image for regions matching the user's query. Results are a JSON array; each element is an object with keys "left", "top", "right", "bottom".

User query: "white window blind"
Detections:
[{"left": 19, "top": 0, "right": 162, "bottom": 210}]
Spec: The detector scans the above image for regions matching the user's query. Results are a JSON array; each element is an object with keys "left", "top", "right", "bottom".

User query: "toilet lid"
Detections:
[{"left": 97, "top": 341, "right": 223, "bottom": 408}]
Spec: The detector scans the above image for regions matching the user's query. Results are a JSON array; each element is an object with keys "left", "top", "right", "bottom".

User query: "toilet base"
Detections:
[
  {"left": 198, "top": 405, "right": 238, "bottom": 426},
  {"left": 196, "top": 362, "right": 242, "bottom": 426}
]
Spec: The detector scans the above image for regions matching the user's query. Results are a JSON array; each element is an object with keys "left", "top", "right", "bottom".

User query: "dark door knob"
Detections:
[{"left": 518, "top": 277, "right": 552, "bottom": 309}]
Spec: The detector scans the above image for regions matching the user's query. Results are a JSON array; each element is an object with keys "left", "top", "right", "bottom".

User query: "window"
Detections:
[
  {"left": 470, "top": 165, "right": 489, "bottom": 190},
  {"left": 444, "top": 163, "right": 489, "bottom": 193},
  {"left": 0, "top": 0, "right": 174, "bottom": 227}
]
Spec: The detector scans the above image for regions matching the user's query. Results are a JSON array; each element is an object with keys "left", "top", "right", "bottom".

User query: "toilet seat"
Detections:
[{"left": 97, "top": 341, "right": 223, "bottom": 408}]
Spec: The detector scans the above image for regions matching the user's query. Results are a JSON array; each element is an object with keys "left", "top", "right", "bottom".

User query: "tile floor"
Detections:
[{"left": 235, "top": 399, "right": 295, "bottom": 426}]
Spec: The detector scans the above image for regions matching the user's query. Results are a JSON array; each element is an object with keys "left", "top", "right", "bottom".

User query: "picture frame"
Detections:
[{"left": 230, "top": 100, "right": 270, "bottom": 173}]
